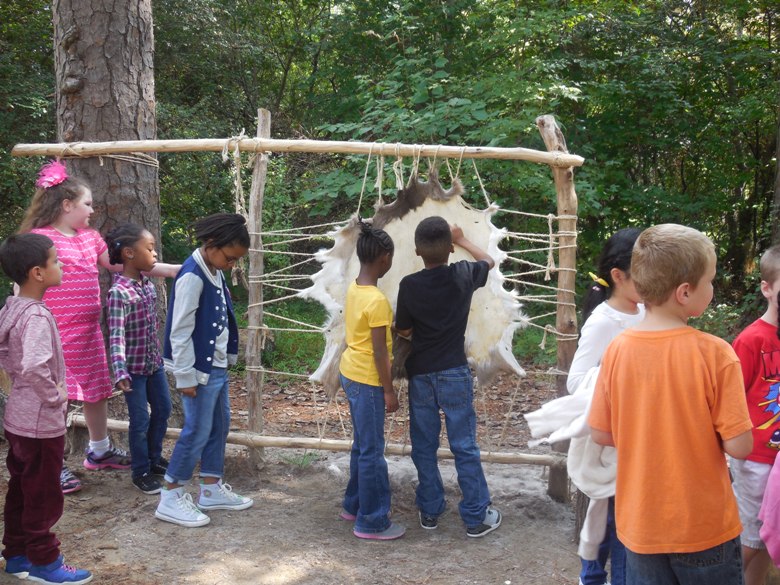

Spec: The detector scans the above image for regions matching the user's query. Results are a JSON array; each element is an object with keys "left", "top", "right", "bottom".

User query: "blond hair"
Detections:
[
  {"left": 760, "top": 245, "right": 780, "bottom": 284},
  {"left": 631, "top": 224, "right": 715, "bottom": 306},
  {"left": 18, "top": 177, "right": 90, "bottom": 233}
]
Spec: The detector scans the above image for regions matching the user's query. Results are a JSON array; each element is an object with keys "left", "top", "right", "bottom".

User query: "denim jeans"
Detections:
[
  {"left": 124, "top": 368, "right": 172, "bottom": 477},
  {"left": 165, "top": 367, "right": 230, "bottom": 484},
  {"left": 626, "top": 536, "right": 743, "bottom": 585},
  {"left": 408, "top": 365, "right": 490, "bottom": 528},
  {"left": 581, "top": 498, "right": 625, "bottom": 585},
  {"left": 339, "top": 374, "right": 391, "bottom": 534}
]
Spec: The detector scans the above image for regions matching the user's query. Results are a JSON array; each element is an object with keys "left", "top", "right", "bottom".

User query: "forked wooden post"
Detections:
[
  {"left": 536, "top": 115, "right": 579, "bottom": 503},
  {"left": 245, "top": 109, "right": 272, "bottom": 468}
]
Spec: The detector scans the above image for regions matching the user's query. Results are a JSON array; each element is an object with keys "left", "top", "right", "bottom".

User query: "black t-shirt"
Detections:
[{"left": 395, "top": 260, "right": 490, "bottom": 377}]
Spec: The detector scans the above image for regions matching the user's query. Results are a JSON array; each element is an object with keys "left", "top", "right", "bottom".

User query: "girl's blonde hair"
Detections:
[{"left": 18, "top": 177, "right": 90, "bottom": 233}]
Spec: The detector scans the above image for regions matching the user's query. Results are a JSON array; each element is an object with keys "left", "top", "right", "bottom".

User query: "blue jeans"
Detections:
[
  {"left": 626, "top": 536, "right": 743, "bottom": 585},
  {"left": 124, "top": 368, "right": 172, "bottom": 478},
  {"left": 408, "top": 365, "right": 490, "bottom": 528},
  {"left": 581, "top": 498, "right": 625, "bottom": 585},
  {"left": 165, "top": 368, "right": 230, "bottom": 484},
  {"left": 339, "top": 374, "right": 391, "bottom": 534}
]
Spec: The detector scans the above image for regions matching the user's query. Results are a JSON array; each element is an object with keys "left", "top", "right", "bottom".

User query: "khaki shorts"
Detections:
[{"left": 731, "top": 458, "right": 772, "bottom": 549}]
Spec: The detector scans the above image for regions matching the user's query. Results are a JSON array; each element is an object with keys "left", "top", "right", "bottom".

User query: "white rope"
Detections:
[
  {"left": 251, "top": 221, "right": 346, "bottom": 235},
  {"left": 375, "top": 155, "right": 385, "bottom": 204},
  {"left": 471, "top": 159, "right": 492, "bottom": 207},
  {"left": 263, "top": 311, "right": 324, "bottom": 331},
  {"left": 244, "top": 365, "right": 311, "bottom": 379},
  {"left": 392, "top": 144, "right": 405, "bottom": 189},
  {"left": 356, "top": 144, "right": 374, "bottom": 217}
]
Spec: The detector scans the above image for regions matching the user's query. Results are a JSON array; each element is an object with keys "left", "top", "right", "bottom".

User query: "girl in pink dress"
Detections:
[{"left": 20, "top": 160, "right": 179, "bottom": 494}]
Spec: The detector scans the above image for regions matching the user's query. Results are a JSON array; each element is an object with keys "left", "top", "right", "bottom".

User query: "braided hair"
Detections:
[
  {"left": 356, "top": 218, "right": 394, "bottom": 264},
  {"left": 582, "top": 227, "right": 642, "bottom": 323},
  {"left": 104, "top": 223, "right": 147, "bottom": 265},
  {"left": 194, "top": 213, "right": 250, "bottom": 249}
]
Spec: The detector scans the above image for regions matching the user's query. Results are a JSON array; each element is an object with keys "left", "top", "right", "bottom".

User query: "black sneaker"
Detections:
[
  {"left": 149, "top": 457, "right": 169, "bottom": 475},
  {"left": 466, "top": 507, "right": 502, "bottom": 538},
  {"left": 419, "top": 511, "right": 438, "bottom": 530},
  {"left": 133, "top": 472, "right": 162, "bottom": 495}
]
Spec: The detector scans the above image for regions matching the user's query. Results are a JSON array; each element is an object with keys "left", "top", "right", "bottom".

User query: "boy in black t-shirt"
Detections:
[{"left": 395, "top": 216, "right": 502, "bottom": 538}]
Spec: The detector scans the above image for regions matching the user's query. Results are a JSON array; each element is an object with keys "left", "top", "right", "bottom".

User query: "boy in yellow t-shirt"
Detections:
[
  {"left": 589, "top": 224, "right": 752, "bottom": 585},
  {"left": 338, "top": 220, "right": 404, "bottom": 541}
]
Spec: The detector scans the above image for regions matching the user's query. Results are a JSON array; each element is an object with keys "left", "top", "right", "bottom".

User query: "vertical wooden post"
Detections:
[
  {"left": 246, "top": 108, "right": 271, "bottom": 469},
  {"left": 536, "top": 115, "right": 579, "bottom": 503}
]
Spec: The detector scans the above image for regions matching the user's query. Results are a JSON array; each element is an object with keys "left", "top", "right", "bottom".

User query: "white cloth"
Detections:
[
  {"left": 524, "top": 366, "right": 600, "bottom": 445},
  {"left": 566, "top": 302, "right": 645, "bottom": 393},
  {"left": 523, "top": 301, "right": 645, "bottom": 558},
  {"left": 578, "top": 498, "right": 610, "bottom": 560}
]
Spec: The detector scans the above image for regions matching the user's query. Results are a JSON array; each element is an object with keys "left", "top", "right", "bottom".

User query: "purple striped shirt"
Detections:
[{"left": 107, "top": 274, "right": 164, "bottom": 382}]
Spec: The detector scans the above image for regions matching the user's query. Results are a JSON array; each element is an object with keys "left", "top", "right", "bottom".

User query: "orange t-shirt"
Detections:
[{"left": 589, "top": 326, "right": 752, "bottom": 554}]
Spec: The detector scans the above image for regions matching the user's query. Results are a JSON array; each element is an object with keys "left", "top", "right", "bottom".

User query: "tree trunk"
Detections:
[{"left": 52, "top": 0, "right": 171, "bottom": 448}]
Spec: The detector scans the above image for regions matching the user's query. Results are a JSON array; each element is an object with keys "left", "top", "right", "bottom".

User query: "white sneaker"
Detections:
[
  {"left": 155, "top": 489, "right": 211, "bottom": 527},
  {"left": 198, "top": 480, "right": 254, "bottom": 511}
]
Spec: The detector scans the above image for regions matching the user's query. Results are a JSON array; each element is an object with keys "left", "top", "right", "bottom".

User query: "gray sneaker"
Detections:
[
  {"left": 198, "top": 481, "right": 254, "bottom": 511},
  {"left": 466, "top": 506, "right": 502, "bottom": 538}
]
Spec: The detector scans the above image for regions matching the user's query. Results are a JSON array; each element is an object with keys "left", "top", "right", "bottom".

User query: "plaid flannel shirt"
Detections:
[{"left": 107, "top": 274, "right": 164, "bottom": 383}]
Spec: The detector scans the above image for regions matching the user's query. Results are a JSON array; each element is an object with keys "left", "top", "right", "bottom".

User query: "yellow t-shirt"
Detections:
[
  {"left": 339, "top": 282, "right": 393, "bottom": 386},
  {"left": 589, "top": 326, "right": 752, "bottom": 554}
]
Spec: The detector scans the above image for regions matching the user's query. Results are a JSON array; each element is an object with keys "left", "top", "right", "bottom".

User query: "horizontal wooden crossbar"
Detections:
[
  {"left": 12, "top": 137, "right": 584, "bottom": 167},
  {"left": 71, "top": 414, "right": 567, "bottom": 467}
]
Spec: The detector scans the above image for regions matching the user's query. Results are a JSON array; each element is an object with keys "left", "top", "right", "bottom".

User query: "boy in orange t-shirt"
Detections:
[{"left": 589, "top": 224, "right": 753, "bottom": 585}]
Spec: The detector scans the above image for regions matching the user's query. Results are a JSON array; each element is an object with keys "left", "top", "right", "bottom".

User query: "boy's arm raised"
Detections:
[{"left": 450, "top": 224, "right": 495, "bottom": 270}]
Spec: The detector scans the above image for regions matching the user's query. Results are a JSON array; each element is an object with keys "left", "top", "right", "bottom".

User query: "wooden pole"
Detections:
[
  {"left": 245, "top": 109, "right": 271, "bottom": 469},
  {"left": 11, "top": 137, "right": 584, "bottom": 167},
  {"left": 536, "top": 115, "right": 579, "bottom": 503},
  {"left": 70, "top": 415, "right": 565, "bottom": 467}
]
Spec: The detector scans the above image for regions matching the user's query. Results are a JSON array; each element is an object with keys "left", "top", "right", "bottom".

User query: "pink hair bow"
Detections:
[{"left": 35, "top": 160, "right": 69, "bottom": 189}]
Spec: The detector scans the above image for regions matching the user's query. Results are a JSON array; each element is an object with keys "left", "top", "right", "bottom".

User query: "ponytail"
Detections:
[{"left": 582, "top": 228, "right": 642, "bottom": 323}]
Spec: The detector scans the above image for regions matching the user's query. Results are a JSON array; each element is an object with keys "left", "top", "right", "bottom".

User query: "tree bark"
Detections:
[
  {"left": 54, "top": 0, "right": 159, "bottom": 234},
  {"left": 53, "top": 0, "right": 169, "bottom": 447}
]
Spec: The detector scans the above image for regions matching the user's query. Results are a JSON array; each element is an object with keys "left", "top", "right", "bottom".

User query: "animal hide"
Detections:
[{"left": 298, "top": 171, "right": 527, "bottom": 398}]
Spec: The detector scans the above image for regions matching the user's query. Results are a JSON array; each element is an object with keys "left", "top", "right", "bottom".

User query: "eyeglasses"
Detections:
[{"left": 216, "top": 248, "right": 240, "bottom": 265}]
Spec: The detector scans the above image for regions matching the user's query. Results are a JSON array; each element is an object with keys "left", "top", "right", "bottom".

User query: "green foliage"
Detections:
[
  {"left": 279, "top": 450, "right": 324, "bottom": 468},
  {"left": 513, "top": 326, "right": 557, "bottom": 367},
  {"left": 262, "top": 298, "right": 326, "bottom": 375}
]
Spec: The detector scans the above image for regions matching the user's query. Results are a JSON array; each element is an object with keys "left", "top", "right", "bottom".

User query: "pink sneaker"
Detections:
[
  {"left": 339, "top": 509, "right": 357, "bottom": 521},
  {"left": 353, "top": 522, "right": 405, "bottom": 540},
  {"left": 83, "top": 446, "right": 131, "bottom": 470}
]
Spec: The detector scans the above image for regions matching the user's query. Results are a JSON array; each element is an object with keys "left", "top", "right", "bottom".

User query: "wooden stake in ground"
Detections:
[
  {"left": 245, "top": 109, "right": 271, "bottom": 469},
  {"left": 536, "top": 114, "right": 579, "bottom": 504}
]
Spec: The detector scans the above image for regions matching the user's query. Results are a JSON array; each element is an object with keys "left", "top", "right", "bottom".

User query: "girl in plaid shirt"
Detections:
[{"left": 106, "top": 223, "right": 172, "bottom": 495}]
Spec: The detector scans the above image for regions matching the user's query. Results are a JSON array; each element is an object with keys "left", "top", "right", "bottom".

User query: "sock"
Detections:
[
  {"left": 161, "top": 486, "right": 183, "bottom": 500},
  {"left": 200, "top": 480, "right": 222, "bottom": 494},
  {"left": 89, "top": 437, "right": 110, "bottom": 457}
]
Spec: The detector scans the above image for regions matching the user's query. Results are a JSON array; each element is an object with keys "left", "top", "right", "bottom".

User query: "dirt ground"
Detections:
[{"left": 0, "top": 372, "right": 584, "bottom": 584}]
